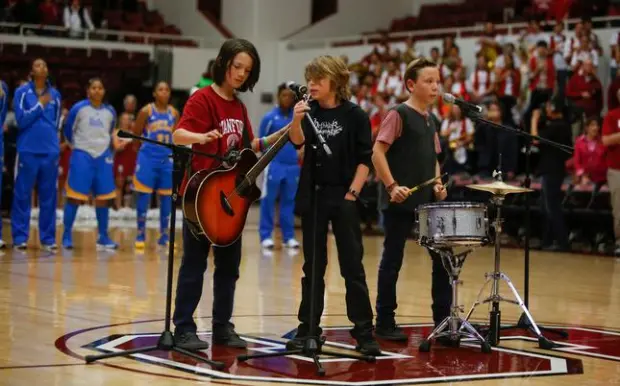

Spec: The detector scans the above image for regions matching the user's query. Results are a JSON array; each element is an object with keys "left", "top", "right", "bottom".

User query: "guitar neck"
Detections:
[{"left": 245, "top": 124, "right": 292, "bottom": 182}]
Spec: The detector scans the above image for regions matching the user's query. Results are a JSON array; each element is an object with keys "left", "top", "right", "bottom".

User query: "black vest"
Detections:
[{"left": 379, "top": 104, "right": 437, "bottom": 213}]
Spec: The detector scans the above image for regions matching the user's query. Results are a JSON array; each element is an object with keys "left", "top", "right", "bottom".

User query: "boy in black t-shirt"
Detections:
[
  {"left": 288, "top": 55, "right": 381, "bottom": 356},
  {"left": 371, "top": 58, "right": 452, "bottom": 342}
]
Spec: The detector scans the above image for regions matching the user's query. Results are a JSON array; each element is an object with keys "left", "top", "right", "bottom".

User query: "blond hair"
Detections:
[{"left": 304, "top": 55, "right": 351, "bottom": 101}]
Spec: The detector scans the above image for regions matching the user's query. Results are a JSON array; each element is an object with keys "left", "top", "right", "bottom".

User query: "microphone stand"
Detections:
[
  {"left": 464, "top": 108, "right": 571, "bottom": 342},
  {"left": 85, "top": 130, "right": 226, "bottom": 369},
  {"left": 237, "top": 94, "right": 376, "bottom": 375}
]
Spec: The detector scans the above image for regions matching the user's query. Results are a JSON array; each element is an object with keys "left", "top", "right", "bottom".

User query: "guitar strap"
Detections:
[{"left": 239, "top": 100, "right": 251, "bottom": 150}]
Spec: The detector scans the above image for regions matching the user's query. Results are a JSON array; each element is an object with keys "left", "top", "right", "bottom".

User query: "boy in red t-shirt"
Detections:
[{"left": 171, "top": 39, "right": 289, "bottom": 350}]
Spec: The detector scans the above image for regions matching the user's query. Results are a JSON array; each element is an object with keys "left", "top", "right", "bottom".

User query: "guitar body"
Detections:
[{"left": 183, "top": 149, "right": 261, "bottom": 247}]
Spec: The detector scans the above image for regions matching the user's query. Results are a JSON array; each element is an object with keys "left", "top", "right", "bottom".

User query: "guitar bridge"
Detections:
[{"left": 220, "top": 191, "right": 235, "bottom": 216}]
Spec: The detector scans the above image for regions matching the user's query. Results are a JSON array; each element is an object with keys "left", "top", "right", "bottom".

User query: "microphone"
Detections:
[
  {"left": 117, "top": 130, "right": 132, "bottom": 138},
  {"left": 443, "top": 93, "right": 483, "bottom": 115},
  {"left": 286, "top": 81, "right": 308, "bottom": 96}
]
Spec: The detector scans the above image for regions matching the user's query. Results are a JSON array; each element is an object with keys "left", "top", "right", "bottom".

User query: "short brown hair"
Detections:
[
  {"left": 403, "top": 57, "right": 437, "bottom": 92},
  {"left": 304, "top": 55, "right": 351, "bottom": 101}
]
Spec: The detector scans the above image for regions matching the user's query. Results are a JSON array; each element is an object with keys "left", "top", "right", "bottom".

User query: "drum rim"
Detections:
[
  {"left": 416, "top": 201, "right": 487, "bottom": 210},
  {"left": 422, "top": 235, "right": 489, "bottom": 246}
]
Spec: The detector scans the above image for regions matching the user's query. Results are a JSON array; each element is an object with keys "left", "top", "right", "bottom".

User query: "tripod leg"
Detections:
[
  {"left": 174, "top": 347, "right": 226, "bottom": 369},
  {"left": 511, "top": 313, "right": 569, "bottom": 338},
  {"left": 85, "top": 345, "right": 159, "bottom": 363},
  {"left": 464, "top": 277, "right": 492, "bottom": 321},
  {"left": 500, "top": 274, "right": 558, "bottom": 349},
  {"left": 312, "top": 353, "right": 325, "bottom": 376},
  {"left": 426, "top": 318, "right": 450, "bottom": 341},
  {"left": 237, "top": 349, "right": 303, "bottom": 361},
  {"left": 460, "top": 320, "right": 488, "bottom": 344},
  {"left": 320, "top": 348, "right": 376, "bottom": 363}
]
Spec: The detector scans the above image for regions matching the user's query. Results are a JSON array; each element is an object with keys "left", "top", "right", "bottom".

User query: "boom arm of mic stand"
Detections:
[
  {"left": 117, "top": 130, "right": 229, "bottom": 161},
  {"left": 469, "top": 116, "right": 574, "bottom": 154}
]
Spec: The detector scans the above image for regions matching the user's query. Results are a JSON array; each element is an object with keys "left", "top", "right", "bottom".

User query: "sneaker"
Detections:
[
  {"left": 212, "top": 323, "right": 247, "bottom": 348},
  {"left": 283, "top": 239, "right": 300, "bottom": 249},
  {"left": 354, "top": 335, "right": 382, "bottom": 356},
  {"left": 135, "top": 241, "right": 146, "bottom": 249},
  {"left": 14, "top": 243, "right": 27, "bottom": 251},
  {"left": 41, "top": 244, "right": 58, "bottom": 252},
  {"left": 261, "top": 238, "right": 274, "bottom": 249},
  {"left": 174, "top": 331, "right": 209, "bottom": 350},
  {"left": 375, "top": 322, "right": 408, "bottom": 342},
  {"left": 62, "top": 232, "right": 73, "bottom": 250},
  {"left": 97, "top": 236, "right": 119, "bottom": 251},
  {"left": 0, "top": 240, "right": 6, "bottom": 249},
  {"left": 158, "top": 233, "right": 169, "bottom": 248}
]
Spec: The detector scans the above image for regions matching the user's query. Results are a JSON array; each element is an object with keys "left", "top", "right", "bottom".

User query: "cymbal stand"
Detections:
[
  {"left": 463, "top": 190, "right": 555, "bottom": 349},
  {"left": 418, "top": 238, "right": 491, "bottom": 353}
]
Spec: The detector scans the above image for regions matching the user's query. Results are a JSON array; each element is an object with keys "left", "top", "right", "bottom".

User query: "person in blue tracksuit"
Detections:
[
  {"left": 0, "top": 79, "right": 9, "bottom": 249},
  {"left": 258, "top": 83, "right": 300, "bottom": 249},
  {"left": 11, "top": 59, "right": 62, "bottom": 251},
  {"left": 62, "top": 78, "right": 122, "bottom": 250},
  {"left": 132, "top": 81, "right": 178, "bottom": 249}
]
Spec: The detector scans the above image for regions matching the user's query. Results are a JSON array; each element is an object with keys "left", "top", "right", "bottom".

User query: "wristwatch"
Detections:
[{"left": 348, "top": 188, "right": 360, "bottom": 200}]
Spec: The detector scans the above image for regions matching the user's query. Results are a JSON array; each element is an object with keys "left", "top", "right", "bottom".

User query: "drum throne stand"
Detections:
[
  {"left": 418, "top": 240, "right": 492, "bottom": 353},
  {"left": 464, "top": 169, "right": 556, "bottom": 349}
]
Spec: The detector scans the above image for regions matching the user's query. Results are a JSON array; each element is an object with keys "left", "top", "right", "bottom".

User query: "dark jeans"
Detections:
[
  {"left": 297, "top": 196, "right": 374, "bottom": 335},
  {"left": 173, "top": 221, "right": 242, "bottom": 334},
  {"left": 376, "top": 210, "right": 452, "bottom": 327},
  {"left": 541, "top": 173, "right": 569, "bottom": 248}
]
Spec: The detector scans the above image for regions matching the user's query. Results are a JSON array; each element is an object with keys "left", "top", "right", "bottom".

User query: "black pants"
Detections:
[
  {"left": 297, "top": 196, "right": 374, "bottom": 335},
  {"left": 172, "top": 221, "right": 242, "bottom": 334},
  {"left": 376, "top": 210, "right": 452, "bottom": 326},
  {"left": 525, "top": 88, "right": 553, "bottom": 131},
  {"left": 541, "top": 173, "right": 569, "bottom": 248}
]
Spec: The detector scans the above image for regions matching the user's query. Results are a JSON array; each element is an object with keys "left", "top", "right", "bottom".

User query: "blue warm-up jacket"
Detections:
[{"left": 12, "top": 80, "right": 61, "bottom": 155}]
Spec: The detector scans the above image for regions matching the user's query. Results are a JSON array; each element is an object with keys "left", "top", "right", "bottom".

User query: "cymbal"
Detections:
[{"left": 466, "top": 180, "right": 534, "bottom": 195}]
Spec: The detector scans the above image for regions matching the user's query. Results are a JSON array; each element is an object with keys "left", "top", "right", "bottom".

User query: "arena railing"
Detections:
[
  {"left": 285, "top": 15, "right": 620, "bottom": 50},
  {"left": 0, "top": 22, "right": 226, "bottom": 49}
]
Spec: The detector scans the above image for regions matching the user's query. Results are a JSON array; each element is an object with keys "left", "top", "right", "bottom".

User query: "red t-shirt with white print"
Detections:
[{"left": 178, "top": 85, "right": 254, "bottom": 173}]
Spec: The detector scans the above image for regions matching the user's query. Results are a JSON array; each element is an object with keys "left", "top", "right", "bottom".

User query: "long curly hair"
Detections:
[{"left": 304, "top": 55, "right": 351, "bottom": 101}]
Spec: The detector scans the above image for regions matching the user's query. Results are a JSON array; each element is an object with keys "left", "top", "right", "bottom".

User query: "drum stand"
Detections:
[
  {"left": 464, "top": 193, "right": 555, "bottom": 349},
  {"left": 418, "top": 238, "right": 492, "bottom": 353}
]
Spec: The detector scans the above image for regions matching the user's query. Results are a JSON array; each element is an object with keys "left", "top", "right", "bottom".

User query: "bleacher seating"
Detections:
[{"left": 0, "top": 42, "right": 150, "bottom": 106}]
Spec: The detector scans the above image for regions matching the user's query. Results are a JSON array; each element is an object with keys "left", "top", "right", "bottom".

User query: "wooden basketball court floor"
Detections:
[{"left": 1, "top": 210, "right": 620, "bottom": 385}]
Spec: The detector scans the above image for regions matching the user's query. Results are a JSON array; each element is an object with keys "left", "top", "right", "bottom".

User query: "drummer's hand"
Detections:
[
  {"left": 434, "top": 183, "right": 447, "bottom": 201},
  {"left": 390, "top": 185, "right": 409, "bottom": 203}
]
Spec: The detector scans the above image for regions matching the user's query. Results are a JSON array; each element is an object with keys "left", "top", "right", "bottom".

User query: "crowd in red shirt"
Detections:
[{"left": 346, "top": 17, "right": 617, "bottom": 185}]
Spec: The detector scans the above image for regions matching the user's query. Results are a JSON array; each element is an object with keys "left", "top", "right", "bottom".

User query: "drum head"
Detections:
[{"left": 417, "top": 201, "right": 487, "bottom": 211}]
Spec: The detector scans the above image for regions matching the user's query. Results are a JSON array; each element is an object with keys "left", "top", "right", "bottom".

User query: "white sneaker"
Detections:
[
  {"left": 261, "top": 239, "right": 274, "bottom": 249},
  {"left": 0, "top": 240, "right": 6, "bottom": 249},
  {"left": 283, "top": 239, "right": 300, "bottom": 249}
]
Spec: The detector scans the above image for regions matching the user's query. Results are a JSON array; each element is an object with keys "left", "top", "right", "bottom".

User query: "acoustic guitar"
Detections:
[{"left": 183, "top": 125, "right": 292, "bottom": 247}]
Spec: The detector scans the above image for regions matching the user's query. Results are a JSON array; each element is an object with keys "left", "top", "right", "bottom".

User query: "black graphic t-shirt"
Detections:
[
  {"left": 304, "top": 102, "right": 347, "bottom": 185},
  {"left": 295, "top": 100, "right": 372, "bottom": 213}
]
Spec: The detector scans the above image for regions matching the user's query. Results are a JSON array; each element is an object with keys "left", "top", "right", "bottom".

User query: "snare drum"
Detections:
[{"left": 415, "top": 202, "right": 489, "bottom": 247}]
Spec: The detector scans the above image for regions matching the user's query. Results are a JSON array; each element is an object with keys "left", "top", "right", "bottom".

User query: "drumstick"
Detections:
[{"left": 407, "top": 173, "right": 447, "bottom": 197}]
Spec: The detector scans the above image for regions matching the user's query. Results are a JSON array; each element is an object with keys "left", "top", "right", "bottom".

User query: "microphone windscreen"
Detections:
[
  {"left": 442, "top": 93, "right": 456, "bottom": 104},
  {"left": 117, "top": 130, "right": 132, "bottom": 138}
]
